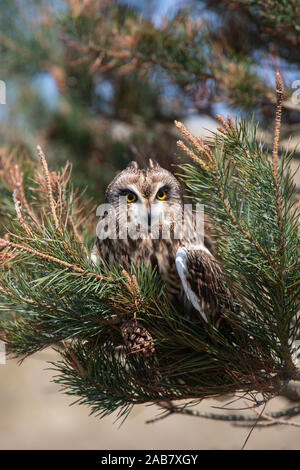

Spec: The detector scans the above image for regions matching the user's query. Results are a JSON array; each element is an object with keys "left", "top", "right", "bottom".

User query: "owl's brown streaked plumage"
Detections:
[{"left": 94, "top": 159, "right": 235, "bottom": 323}]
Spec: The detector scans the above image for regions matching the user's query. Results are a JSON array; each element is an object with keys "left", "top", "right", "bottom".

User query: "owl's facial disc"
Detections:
[
  {"left": 117, "top": 184, "right": 150, "bottom": 230},
  {"left": 104, "top": 164, "right": 183, "bottom": 238},
  {"left": 150, "top": 183, "right": 182, "bottom": 229},
  {"left": 118, "top": 183, "right": 180, "bottom": 235}
]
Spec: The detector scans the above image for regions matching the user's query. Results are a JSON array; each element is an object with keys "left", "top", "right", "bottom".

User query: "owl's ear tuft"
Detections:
[
  {"left": 125, "top": 161, "right": 139, "bottom": 171},
  {"left": 148, "top": 158, "right": 160, "bottom": 169}
]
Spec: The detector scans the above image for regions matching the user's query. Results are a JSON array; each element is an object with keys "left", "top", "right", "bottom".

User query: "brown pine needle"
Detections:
[
  {"left": 241, "top": 402, "right": 267, "bottom": 450},
  {"left": 121, "top": 269, "right": 139, "bottom": 296},
  {"left": 13, "top": 190, "right": 33, "bottom": 238},
  {"left": 217, "top": 126, "right": 227, "bottom": 135},
  {"left": 272, "top": 72, "right": 285, "bottom": 254},
  {"left": 37, "top": 145, "right": 59, "bottom": 229},
  {"left": 202, "top": 144, "right": 215, "bottom": 163},
  {"left": 177, "top": 140, "right": 210, "bottom": 172},
  {"left": 0, "top": 238, "right": 112, "bottom": 281},
  {"left": 272, "top": 72, "right": 284, "bottom": 182},
  {"left": 216, "top": 114, "right": 230, "bottom": 130},
  {"left": 174, "top": 120, "right": 206, "bottom": 156},
  {"left": 64, "top": 347, "right": 87, "bottom": 378},
  {"left": 227, "top": 115, "right": 237, "bottom": 134}
]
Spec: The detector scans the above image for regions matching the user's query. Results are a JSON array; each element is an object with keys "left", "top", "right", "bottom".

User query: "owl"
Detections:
[{"left": 93, "top": 159, "right": 235, "bottom": 324}]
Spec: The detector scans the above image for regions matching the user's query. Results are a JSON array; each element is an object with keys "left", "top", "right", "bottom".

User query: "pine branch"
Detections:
[
  {"left": 0, "top": 87, "right": 299, "bottom": 424},
  {"left": 0, "top": 237, "right": 110, "bottom": 281},
  {"left": 272, "top": 72, "right": 285, "bottom": 257},
  {"left": 149, "top": 401, "right": 300, "bottom": 425}
]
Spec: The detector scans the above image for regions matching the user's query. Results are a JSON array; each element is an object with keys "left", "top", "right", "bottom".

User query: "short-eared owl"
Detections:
[{"left": 94, "top": 159, "right": 233, "bottom": 323}]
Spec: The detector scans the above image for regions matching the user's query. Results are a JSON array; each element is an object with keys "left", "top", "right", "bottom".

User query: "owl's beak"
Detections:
[{"left": 146, "top": 201, "right": 151, "bottom": 226}]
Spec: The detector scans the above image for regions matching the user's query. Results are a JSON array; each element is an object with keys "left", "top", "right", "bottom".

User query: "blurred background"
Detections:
[{"left": 0, "top": 0, "right": 299, "bottom": 449}]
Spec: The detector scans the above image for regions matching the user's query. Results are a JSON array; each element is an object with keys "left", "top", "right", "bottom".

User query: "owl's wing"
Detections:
[
  {"left": 175, "top": 245, "right": 234, "bottom": 323},
  {"left": 90, "top": 243, "right": 99, "bottom": 265}
]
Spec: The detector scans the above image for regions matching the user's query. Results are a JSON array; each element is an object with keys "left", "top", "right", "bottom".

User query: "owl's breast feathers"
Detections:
[
  {"left": 95, "top": 232, "right": 237, "bottom": 324},
  {"left": 96, "top": 234, "right": 181, "bottom": 297}
]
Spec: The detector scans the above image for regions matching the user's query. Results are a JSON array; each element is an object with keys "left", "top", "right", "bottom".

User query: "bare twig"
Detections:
[
  {"left": 151, "top": 401, "right": 300, "bottom": 429},
  {"left": 241, "top": 402, "right": 267, "bottom": 450}
]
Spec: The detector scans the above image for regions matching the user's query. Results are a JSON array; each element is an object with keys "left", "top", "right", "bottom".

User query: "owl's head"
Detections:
[{"left": 105, "top": 159, "right": 183, "bottom": 233}]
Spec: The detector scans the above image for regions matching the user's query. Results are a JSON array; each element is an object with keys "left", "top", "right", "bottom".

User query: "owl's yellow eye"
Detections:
[
  {"left": 126, "top": 192, "right": 137, "bottom": 203},
  {"left": 156, "top": 189, "right": 166, "bottom": 200}
]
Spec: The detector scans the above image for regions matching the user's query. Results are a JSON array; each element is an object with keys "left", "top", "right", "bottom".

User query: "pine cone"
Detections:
[{"left": 121, "top": 320, "right": 155, "bottom": 356}]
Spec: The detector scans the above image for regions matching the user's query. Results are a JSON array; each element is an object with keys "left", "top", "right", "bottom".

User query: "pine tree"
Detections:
[
  {"left": 0, "top": 0, "right": 299, "bottom": 197},
  {"left": 0, "top": 71, "right": 299, "bottom": 427}
]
